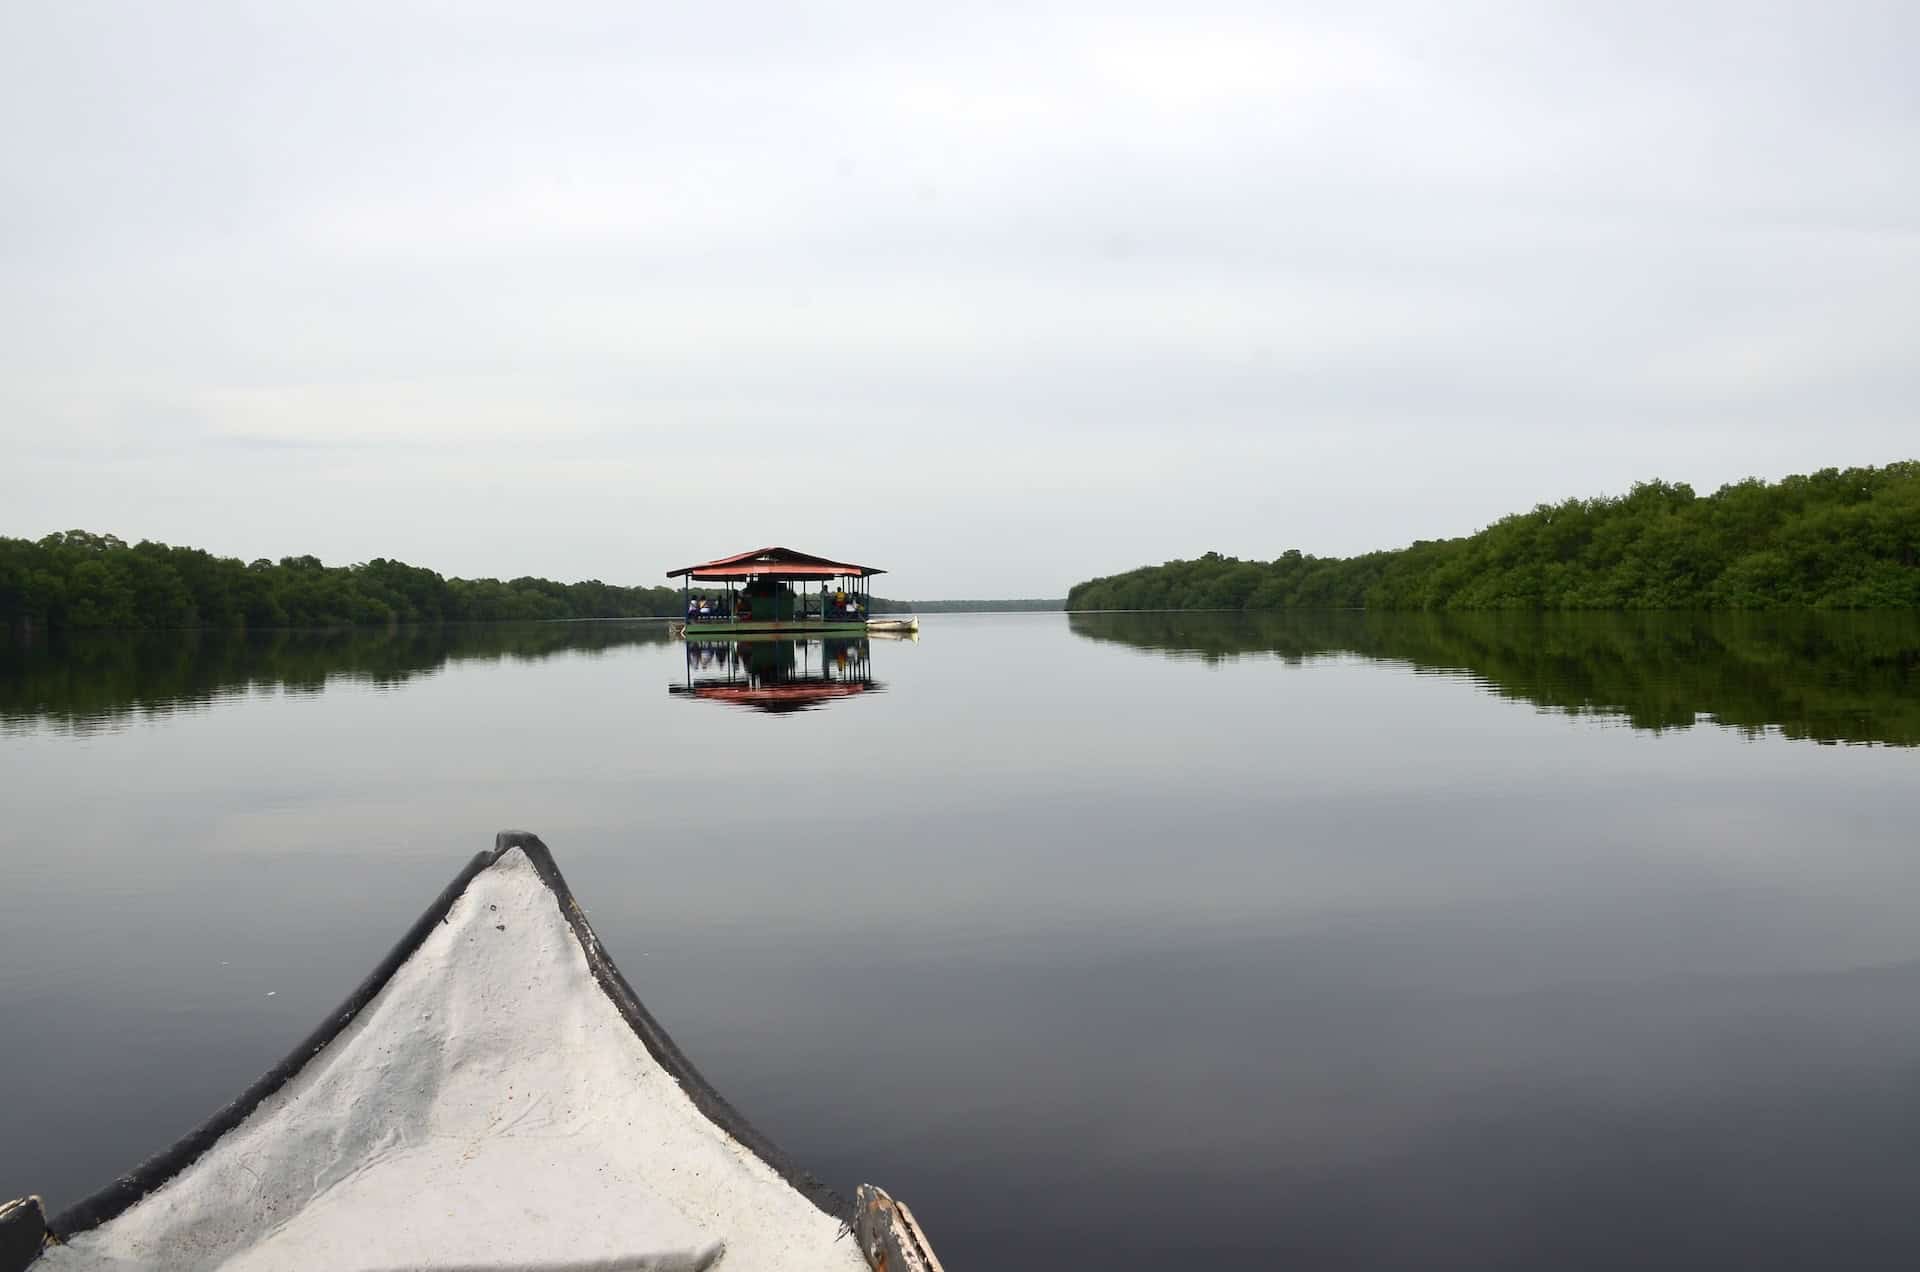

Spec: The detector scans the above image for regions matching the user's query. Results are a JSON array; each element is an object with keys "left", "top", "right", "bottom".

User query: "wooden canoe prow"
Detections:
[
  {"left": 16, "top": 836, "right": 869, "bottom": 1271},
  {"left": 1, "top": 837, "right": 954, "bottom": 1272},
  {"left": 853, "top": 1184, "right": 946, "bottom": 1272}
]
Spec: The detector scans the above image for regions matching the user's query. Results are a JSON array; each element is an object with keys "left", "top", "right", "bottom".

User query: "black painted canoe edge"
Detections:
[{"left": 0, "top": 1198, "right": 46, "bottom": 1272}]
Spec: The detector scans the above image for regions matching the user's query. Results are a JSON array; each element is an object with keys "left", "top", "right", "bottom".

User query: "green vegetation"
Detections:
[
  {"left": 1068, "top": 463, "right": 1920, "bottom": 611},
  {"left": 0, "top": 532, "right": 694, "bottom": 631},
  {"left": 1071, "top": 609, "right": 1920, "bottom": 747},
  {"left": 0, "top": 531, "right": 1065, "bottom": 632}
]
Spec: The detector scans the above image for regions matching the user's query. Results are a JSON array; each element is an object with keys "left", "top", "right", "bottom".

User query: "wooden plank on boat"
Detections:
[{"left": 853, "top": 1184, "right": 946, "bottom": 1272}]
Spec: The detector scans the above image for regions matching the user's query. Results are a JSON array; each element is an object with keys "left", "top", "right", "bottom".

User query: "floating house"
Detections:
[{"left": 669, "top": 546, "right": 883, "bottom": 637}]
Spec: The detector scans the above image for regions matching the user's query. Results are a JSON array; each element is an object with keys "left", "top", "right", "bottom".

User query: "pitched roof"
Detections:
[{"left": 666, "top": 546, "right": 884, "bottom": 580}]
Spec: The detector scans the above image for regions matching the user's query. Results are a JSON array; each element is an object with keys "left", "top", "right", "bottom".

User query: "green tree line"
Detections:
[
  {"left": 0, "top": 530, "right": 1056, "bottom": 632},
  {"left": 1067, "top": 462, "right": 1920, "bottom": 611},
  {"left": 0, "top": 532, "right": 699, "bottom": 631}
]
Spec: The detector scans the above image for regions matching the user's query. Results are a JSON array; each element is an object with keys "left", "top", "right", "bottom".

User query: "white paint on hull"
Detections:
[{"left": 42, "top": 848, "right": 864, "bottom": 1272}]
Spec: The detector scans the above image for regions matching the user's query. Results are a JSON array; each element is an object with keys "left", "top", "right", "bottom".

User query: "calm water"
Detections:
[{"left": 4, "top": 611, "right": 1920, "bottom": 1268}]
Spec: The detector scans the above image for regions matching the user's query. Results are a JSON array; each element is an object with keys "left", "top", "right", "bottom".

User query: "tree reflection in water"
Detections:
[
  {"left": 0, "top": 622, "right": 676, "bottom": 735},
  {"left": 1070, "top": 610, "right": 1920, "bottom": 747}
]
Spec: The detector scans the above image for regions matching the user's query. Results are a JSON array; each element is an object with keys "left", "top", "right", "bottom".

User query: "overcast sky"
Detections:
[{"left": 2, "top": 1, "right": 1914, "bottom": 596}]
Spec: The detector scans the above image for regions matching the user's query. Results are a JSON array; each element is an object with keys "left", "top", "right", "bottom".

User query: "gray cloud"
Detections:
[{"left": 3, "top": 0, "right": 1915, "bottom": 594}]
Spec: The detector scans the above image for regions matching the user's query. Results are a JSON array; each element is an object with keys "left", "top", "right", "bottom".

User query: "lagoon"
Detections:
[{"left": 3, "top": 611, "right": 1919, "bottom": 1268}]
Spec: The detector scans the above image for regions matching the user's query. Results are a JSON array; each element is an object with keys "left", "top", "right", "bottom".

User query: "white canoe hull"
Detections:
[{"left": 11, "top": 835, "right": 937, "bottom": 1271}]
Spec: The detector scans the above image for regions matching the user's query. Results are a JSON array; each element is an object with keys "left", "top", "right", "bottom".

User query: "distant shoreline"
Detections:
[
  {"left": 1069, "top": 462, "right": 1920, "bottom": 612},
  {"left": 0, "top": 532, "right": 1068, "bottom": 636}
]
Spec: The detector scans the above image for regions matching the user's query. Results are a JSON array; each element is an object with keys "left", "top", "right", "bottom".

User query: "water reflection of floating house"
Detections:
[
  {"left": 669, "top": 546, "right": 883, "bottom": 637},
  {"left": 670, "top": 638, "right": 878, "bottom": 714}
]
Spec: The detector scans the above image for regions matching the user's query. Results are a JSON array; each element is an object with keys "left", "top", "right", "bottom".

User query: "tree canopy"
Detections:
[
  {"left": 1067, "top": 463, "right": 1920, "bottom": 611},
  {"left": 0, "top": 532, "right": 691, "bottom": 632},
  {"left": 0, "top": 531, "right": 1057, "bottom": 632}
]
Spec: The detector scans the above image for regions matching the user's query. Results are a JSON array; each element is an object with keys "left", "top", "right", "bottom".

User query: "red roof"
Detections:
[{"left": 667, "top": 546, "right": 884, "bottom": 580}]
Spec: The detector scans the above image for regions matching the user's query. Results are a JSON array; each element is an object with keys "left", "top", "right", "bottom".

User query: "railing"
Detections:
[{"left": 680, "top": 602, "right": 870, "bottom": 623}]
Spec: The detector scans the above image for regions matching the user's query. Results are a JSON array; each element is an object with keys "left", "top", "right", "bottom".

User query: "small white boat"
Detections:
[
  {"left": 866, "top": 618, "right": 919, "bottom": 634},
  {"left": 4, "top": 834, "right": 943, "bottom": 1272}
]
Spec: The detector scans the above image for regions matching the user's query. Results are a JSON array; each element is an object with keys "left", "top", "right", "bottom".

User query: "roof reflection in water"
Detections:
[{"left": 669, "top": 637, "right": 880, "bottom": 714}]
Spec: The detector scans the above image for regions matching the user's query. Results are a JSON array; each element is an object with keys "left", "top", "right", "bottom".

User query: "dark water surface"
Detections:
[{"left": 4, "top": 612, "right": 1919, "bottom": 1269}]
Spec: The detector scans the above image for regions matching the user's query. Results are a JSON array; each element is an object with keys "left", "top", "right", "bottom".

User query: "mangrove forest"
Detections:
[
  {"left": 1068, "top": 463, "right": 1920, "bottom": 611},
  {"left": 0, "top": 532, "right": 696, "bottom": 632},
  {"left": 0, "top": 532, "right": 1049, "bottom": 633}
]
